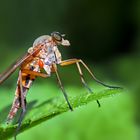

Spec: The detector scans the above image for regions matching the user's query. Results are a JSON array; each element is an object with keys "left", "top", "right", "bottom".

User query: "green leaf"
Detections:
[{"left": 0, "top": 88, "right": 122, "bottom": 139}]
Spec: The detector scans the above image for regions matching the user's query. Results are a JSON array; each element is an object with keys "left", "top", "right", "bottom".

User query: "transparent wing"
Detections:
[{"left": 0, "top": 45, "right": 42, "bottom": 84}]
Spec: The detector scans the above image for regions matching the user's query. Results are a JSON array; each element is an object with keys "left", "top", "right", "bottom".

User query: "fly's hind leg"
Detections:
[
  {"left": 14, "top": 70, "right": 27, "bottom": 140},
  {"left": 14, "top": 69, "right": 50, "bottom": 139},
  {"left": 14, "top": 98, "right": 27, "bottom": 140}
]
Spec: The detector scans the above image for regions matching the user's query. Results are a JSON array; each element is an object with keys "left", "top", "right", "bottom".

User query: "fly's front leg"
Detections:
[
  {"left": 53, "top": 64, "right": 73, "bottom": 111},
  {"left": 60, "top": 59, "right": 100, "bottom": 107}
]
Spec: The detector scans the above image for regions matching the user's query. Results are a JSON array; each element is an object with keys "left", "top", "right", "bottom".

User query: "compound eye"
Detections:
[{"left": 52, "top": 32, "right": 62, "bottom": 42}]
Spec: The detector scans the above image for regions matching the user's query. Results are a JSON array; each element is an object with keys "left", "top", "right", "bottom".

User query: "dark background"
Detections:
[
  {"left": 0, "top": 0, "right": 139, "bottom": 140},
  {"left": 0, "top": 0, "right": 139, "bottom": 61}
]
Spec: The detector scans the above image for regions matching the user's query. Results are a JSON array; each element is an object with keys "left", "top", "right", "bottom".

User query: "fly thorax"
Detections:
[
  {"left": 33, "top": 35, "right": 51, "bottom": 47},
  {"left": 39, "top": 49, "right": 47, "bottom": 59},
  {"left": 53, "top": 46, "right": 62, "bottom": 64},
  {"left": 29, "top": 59, "right": 40, "bottom": 72},
  {"left": 44, "top": 52, "right": 56, "bottom": 65},
  {"left": 43, "top": 65, "right": 51, "bottom": 75}
]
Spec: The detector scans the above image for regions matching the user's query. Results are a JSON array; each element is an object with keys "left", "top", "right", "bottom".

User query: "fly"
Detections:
[{"left": 0, "top": 32, "right": 121, "bottom": 139}]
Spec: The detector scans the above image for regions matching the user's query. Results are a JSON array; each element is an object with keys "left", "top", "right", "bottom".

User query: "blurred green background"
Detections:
[{"left": 0, "top": 0, "right": 140, "bottom": 140}]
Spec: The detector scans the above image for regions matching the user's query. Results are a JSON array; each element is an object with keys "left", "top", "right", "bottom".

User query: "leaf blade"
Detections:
[{"left": 0, "top": 88, "right": 123, "bottom": 139}]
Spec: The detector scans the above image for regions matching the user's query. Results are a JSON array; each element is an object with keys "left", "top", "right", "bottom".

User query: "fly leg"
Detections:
[
  {"left": 76, "top": 62, "right": 100, "bottom": 107},
  {"left": 60, "top": 59, "right": 121, "bottom": 89},
  {"left": 22, "top": 69, "right": 49, "bottom": 78},
  {"left": 60, "top": 59, "right": 100, "bottom": 107},
  {"left": 14, "top": 70, "right": 27, "bottom": 140},
  {"left": 53, "top": 64, "right": 73, "bottom": 111},
  {"left": 14, "top": 99, "right": 27, "bottom": 140}
]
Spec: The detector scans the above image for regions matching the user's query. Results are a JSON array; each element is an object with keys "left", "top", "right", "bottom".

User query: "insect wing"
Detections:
[
  {"left": 0, "top": 53, "right": 29, "bottom": 84},
  {"left": 0, "top": 45, "right": 42, "bottom": 84}
]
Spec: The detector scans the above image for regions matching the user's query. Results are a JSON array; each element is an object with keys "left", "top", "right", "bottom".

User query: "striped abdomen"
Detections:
[{"left": 7, "top": 72, "right": 35, "bottom": 123}]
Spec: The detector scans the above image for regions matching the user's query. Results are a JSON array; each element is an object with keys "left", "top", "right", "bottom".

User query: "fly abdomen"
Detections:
[
  {"left": 7, "top": 96, "right": 20, "bottom": 123},
  {"left": 7, "top": 72, "right": 34, "bottom": 123}
]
